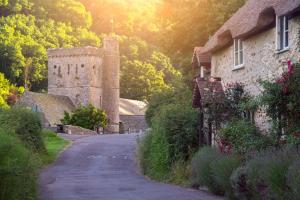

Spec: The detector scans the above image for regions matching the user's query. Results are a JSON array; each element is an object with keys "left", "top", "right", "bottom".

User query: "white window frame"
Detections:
[
  {"left": 276, "top": 15, "right": 289, "bottom": 52},
  {"left": 233, "top": 39, "right": 244, "bottom": 69}
]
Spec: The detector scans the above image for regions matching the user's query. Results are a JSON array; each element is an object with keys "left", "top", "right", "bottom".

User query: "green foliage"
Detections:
[
  {"left": 190, "top": 147, "right": 223, "bottom": 195},
  {"left": 42, "top": 0, "right": 92, "bottom": 28},
  {"left": 0, "top": 132, "right": 40, "bottom": 200},
  {"left": 61, "top": 104, "right": 107, "bottom": 130},
  {"left": 138, "top": 130, "right": 171, "bottom": 181},
  {"left": 168, "top": 160, "right": 190, "bottom": 186},
  {"left": 119, "top": 36, "right": 181, "bottom": 101},
  {"left": 140, "top": 82, "right": 198, "bottom": 183},
  {"left": 218, "top": 120, "right": 270, "bottom": 154},
  {"left": 211, "top": 154, "right": 242, "bottom": 199},
  {"left": 145, "top": 88, "right": 174, "bottom": 126},
  {"left": 0, "top": 0, "right": 100, "bottom": 89},
  {"left": 231, "top": 147, "right": 299, "bottom": 200},
  {"left": 0, "top": 73, "right": 11, "bottom": 108},
  {"left": 145, "top": 82, "right": 192, "bottom": 126},
  {"left": 230, "top": 166, "right": 252, "bottom": 200},
  {"left": 0, "top": 72, "right": 24, "bottom": 108},
  {"left": 260, "top": 62, "right": 300, "bottom": 143},
  {"left": 152, "top": 103, "right": 198, "bottom": 161},
  {"left": 0, "top": 107, "right": 45, "bottom": 152},
  {"left": 287, "top": 160, "right": 300, "bottom": 199},
  {"left": 120, "top": 60, "right": 168, "bottom": 101},
  {"left": 79, "top": 0, "right": 160, "bottom": 43}
]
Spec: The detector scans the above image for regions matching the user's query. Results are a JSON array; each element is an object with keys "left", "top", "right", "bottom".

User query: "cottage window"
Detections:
[
  {"left": 276, "top": 16, "right": 289, "bottom": 51},
  {"left": 233, "top": 39, "right": 244, "bottom": 69}
]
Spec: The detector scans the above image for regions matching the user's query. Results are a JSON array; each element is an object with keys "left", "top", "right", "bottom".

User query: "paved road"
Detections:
[{"left": 39, "top": 134, "right": 223, "bottom": 200}]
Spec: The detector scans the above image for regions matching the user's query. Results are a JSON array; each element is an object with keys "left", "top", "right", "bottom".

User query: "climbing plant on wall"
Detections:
[{"left": 260, "top": 60, "right": 300, "bottom": 145}]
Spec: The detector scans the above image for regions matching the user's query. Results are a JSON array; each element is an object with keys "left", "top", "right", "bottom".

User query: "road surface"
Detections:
[{"left": 39, "top": 134, "right": 222, "bottom": 200}]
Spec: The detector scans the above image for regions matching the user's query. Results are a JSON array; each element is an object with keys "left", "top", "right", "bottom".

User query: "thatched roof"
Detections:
[
  {"left": 202, "top": 0, "right": 300, "bottom": 53},
  {"left": 192, "top": 47, "right": 211, "bottom": 68},
  {"left": 192, "top": 76, "right": 225, "bottom": 109},
  {"left": 19, "top": 92, "right": 75, "bottom": 126},
  {"left": 119, "top": 98, "right": 147, "bottom": 116}
]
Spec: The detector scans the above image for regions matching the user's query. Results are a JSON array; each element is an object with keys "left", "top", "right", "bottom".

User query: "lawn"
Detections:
[{"left": 41, "top": 129, "right": 70, "bottom": 165}]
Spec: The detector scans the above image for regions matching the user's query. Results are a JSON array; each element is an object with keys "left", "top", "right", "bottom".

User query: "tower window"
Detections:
[
  {"left": 54, "top": 65, "right": 57, "bottom": 69},
  {"left": 58, "top": 66, "right": 62, "bottom": 77},
  {"left": 76, "top": 65, "right": 78, "bottom": 75},
  {"left": 81, "top": 64, "right": 84, "bottom": 68},
  {"left": 68, "top": 64, "right": 70, "bottom": 75}
]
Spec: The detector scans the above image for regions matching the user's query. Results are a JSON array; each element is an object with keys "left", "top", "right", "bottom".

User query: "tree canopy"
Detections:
[{"left": 0, "top": 0, "right": 246, "bottom": 102}]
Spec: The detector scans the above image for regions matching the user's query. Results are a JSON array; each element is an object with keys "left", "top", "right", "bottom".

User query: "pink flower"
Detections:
[{"left": 287, "top": 60, "right": 295, "bottom": 75}]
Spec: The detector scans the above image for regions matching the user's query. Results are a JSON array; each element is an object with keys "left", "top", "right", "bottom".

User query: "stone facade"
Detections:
[
  {"left": 210, "top": 16, "right": 300, "bottom": 130},
  {"left": 47, "top": 37, "right": 120, "bottom": 133}
]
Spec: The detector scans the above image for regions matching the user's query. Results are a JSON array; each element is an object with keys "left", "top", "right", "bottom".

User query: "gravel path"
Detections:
[{"left": 39, "top": 134, "right": 223, "bottom": 200}]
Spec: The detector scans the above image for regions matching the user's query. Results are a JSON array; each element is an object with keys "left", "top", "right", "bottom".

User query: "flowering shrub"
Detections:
[
  {"left": 260, "top": 60, "right": 300, "bottom": 144},
  {"left": 218, "top": 120, "right": 270, "bottom": 155}
]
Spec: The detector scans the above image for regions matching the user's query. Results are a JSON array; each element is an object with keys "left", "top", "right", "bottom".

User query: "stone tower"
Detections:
[
  {"left": 102, "top": 38, "right": 120, "bottom": 133},
  {"left": 47, "top": 37, "right": 120, "bottom": 133}
]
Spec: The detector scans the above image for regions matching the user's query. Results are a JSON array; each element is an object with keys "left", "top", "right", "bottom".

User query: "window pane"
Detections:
[
  {"left": 279, "top": 17, "right": 284, "bottom": 50},
  {"left": 234, "top": 39, "right": 238, "bottom": 51},
  {"left": 285, "top": 31, "right": 289, "bottom": 47},
  {"left": 240, "top": 51, "right": 243, "bottom": 65},
  {"left": 285, "top": 17, "right": 288, "bottom": 31},
  {"left": 235, "top": 52, "right": 239, "bottom": 66},
  {"left": 239, "top": 40, "right": 243, "bottom": 50}
]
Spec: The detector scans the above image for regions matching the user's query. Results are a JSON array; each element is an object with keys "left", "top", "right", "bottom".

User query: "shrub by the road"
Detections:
[
  {"left": 211, "top": 154, "right": 242, "bottom": 199},
  {"left": 0, "top": 107, "right": 45, "bottom": 152},
  {"left": 190, "top": 147, "right": 224, "bottom": 195},
  {"left": 0, "top": 132, "right": 40, "bottom": 200},
  {"left": 61, "top": 104, "right": 107, "bottom": 130}
]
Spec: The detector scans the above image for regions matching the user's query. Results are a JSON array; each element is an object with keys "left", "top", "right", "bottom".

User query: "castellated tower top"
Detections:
[
  {"left": 47, "top": 46, "right": 104, "bottom": 58},
  {"left": 103, "top": 37, "right": 119, "bottom": 54}
]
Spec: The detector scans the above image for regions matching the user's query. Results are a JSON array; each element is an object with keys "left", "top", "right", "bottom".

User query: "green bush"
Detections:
[
  {"left": 287, "top": 160, "right": 300, "bottom": 199},
  {"left": 168, "top": 160, "right": 190, "bottom": 185},
  {"left": 230, "top": 166, "right": 252, "bottom": 200},
  {"left": 61, "top": 104, "right": 107, "bottom": 130},
  {"left": 0, "top": 107, "right": 45, "bottom": 152},
  {"left": 152, "top": 103, "right": 198, "bottom": 161},
  {"left": 0, "top": 131, "right": 40, "bottom": 200},
  {"left": 231, "top": 147, "right": 298, "bottom": 200},
  {"left": 138, "top": 128, "right": 171, "bottom": 181},
  {"left": 218, "top": 120, "right": 270, "bottom": 154},
  {"left": 190, "top": 147, "right": 223, "bottom": 195},
  {"left": 211, "top": 154, "right": 242, "bottom": 199}
]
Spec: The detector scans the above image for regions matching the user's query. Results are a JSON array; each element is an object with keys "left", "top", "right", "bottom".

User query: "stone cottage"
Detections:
[
  {"left": 20, "top": 37, "right": 148, "bottom": 133},
  {"left": 192, "top": 0, "right": 300, "bottom": 142}
]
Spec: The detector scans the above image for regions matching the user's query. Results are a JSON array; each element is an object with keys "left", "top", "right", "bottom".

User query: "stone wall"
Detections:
[
  {"left": 120, "top": 115, "right": 148, "bottom": 133},
  {"left": 48, "top": 47, "right": 104, "bottom": 108},
  {"left": 211, "top": 16, "right": 300, "bottom": 130}
]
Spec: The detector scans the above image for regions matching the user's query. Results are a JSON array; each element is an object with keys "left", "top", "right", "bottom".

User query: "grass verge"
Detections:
[{"left": 40, "top": 129, "right": 70, "bottom": 165}]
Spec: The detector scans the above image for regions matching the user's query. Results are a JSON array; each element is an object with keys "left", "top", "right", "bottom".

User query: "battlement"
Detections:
[{"left": 48, "top": 46, "right": 104, "bottom": 58}]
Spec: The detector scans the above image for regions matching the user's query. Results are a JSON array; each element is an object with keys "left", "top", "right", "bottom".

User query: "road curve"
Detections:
[{"left": 39, "top": 134, "right": 222, "bottom": 200}]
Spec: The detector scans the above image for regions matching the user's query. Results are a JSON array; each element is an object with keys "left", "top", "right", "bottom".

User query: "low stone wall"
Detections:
[
  {"left": 63, "top": 125, "right": 97, "bottom": 135},
  {"left": 120, "top": 115, "right": 148, "bottom": 133}
]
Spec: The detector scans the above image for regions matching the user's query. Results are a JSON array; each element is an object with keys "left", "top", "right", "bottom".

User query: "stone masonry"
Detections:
[
  {"left": 47, "top": 37, "right": 120, "bottom": 133},
  {"left": 210, "top": 16, "right": 300, "bottom": 130}
]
